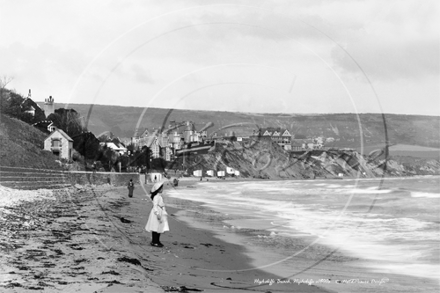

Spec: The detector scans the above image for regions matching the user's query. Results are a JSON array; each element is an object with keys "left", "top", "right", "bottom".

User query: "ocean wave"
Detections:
[{"left": 410, "top": 192, "right": 440, "bottom": 198}]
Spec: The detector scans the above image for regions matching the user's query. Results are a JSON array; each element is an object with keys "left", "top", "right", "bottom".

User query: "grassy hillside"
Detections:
[
  {"left": 0, "top": 114, "right": 63, "bottom": 169},
  {"left": 43, "top": 103, "right": 440, "bottom": 150},
  {"left": 354, "top": 144, "right": 440, "bottom": 160}
]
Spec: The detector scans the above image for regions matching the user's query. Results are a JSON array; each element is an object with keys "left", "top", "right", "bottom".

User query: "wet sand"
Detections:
[{"left": 0, "top": 180, "right": 332, "bottom": 293}]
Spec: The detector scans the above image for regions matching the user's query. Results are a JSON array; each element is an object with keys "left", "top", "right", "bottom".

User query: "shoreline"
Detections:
[
  {"left": 123, "top": 180, "right": 333, "bottom": 292},
  {"left": 0, "top": 182, "right": 331, "bottom": 293},
  {"left": 166, "top": 179, "right": 440, "bottom": 293},
  {"left": 177, "top": 173, "right": 440, "bottom": 184},
  {"left": 2, "top": 176, "right": 439, "bottom": 292}
]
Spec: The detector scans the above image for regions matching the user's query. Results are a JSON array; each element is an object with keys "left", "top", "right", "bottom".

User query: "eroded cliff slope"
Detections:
[{"left": 182, "top": 140, "right": 440, "bottom": 179}]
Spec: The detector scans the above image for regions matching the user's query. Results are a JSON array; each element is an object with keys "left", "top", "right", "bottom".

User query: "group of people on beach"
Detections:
[{"left": 126, "top": 178, "right": 169, "bottom": 247}]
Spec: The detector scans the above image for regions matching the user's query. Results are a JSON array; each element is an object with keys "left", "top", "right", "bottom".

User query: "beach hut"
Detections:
[
  {"left": 193, "top": 170, "right": 202, "bottom": 177},
  {"left": 226, "top": 167, "right": 235, "bottom": 174},
  {"left": 234, "top": 170, "right": 240, "bottom": 176},
  {"left": 217, "top": 171, "right": 225, "bottom": 177},
  {"left": 206, "top": 170, "right": 214, "bottom": 177}
]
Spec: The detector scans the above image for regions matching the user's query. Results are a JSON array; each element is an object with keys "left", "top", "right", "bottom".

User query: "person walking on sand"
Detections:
[
  {"left": 145, "top": 181, "right": 169, "bottom": 247},
  {"left": 127, "top": 179, "right": 135, "bottom": 198}
]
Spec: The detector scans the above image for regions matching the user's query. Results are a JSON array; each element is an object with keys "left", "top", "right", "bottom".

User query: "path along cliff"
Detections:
[{"left": 182, "top": 139, "right": 440, "bottom": 179}]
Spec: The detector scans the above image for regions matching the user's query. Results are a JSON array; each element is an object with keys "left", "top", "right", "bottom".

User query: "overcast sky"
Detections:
[{"left": 1, "top": 0, "right": 438, "bottom": 115}]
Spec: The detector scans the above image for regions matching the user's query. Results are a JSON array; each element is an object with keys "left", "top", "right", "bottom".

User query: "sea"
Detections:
[{"left": 167, "top": 176, "right": 440, "bottom": 293}]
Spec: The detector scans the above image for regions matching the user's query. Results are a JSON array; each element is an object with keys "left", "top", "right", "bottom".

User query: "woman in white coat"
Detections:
[{"left": 145, "top": 181, "right": 169, "bottom": 247}]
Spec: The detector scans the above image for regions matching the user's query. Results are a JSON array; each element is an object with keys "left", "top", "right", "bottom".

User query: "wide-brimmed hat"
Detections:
[{"left": 150, "top": 181, "right": 165, "bottom": 193}]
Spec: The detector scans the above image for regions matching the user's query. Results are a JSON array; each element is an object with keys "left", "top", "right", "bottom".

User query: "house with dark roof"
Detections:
[
  {"left": 143, "top": 132, "right": 173, "bottom": 161},
  {"left": 255, "top": 127, "right": 293, "bottom": 150}
]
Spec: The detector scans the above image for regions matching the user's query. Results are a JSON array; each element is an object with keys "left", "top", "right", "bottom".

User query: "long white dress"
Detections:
[{"left": 145, "top": 194, "right": 169, "bottom": 233}]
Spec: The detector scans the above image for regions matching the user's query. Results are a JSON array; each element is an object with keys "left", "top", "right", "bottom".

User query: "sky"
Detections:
[{"left": 0, "top": 0, "right": 439, "bottom": 115}]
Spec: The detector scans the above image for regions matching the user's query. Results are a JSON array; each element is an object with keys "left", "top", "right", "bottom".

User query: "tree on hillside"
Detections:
[
  {"left": 72, "top": 132, "right": 101, "bottom": 161},
  {"left": 0, "top": 76, "right": 15, "bottom": 112},
  {"left": 0, "top": 89, "right": 44, "bottom": 124},
  {"left": 126, "top": 143, "right": 136, "bottom": 155},
  {"left": 0, "top": 90, "right": 22, "bottom": 117},
  {"left": 103, "top": 146, "right": 119, "bottom": 171},
  {"left": 151, "top": 157, "right": 166, "bottom": 171},
  {"left": 143, "top": 146, "right": 152, "bottom": 169},
  {"left": 48, "top": 108, "right": 86, "bottom": 137},
  {"left": 119, "top": 155, "right": 130, "bottom": 171},
  {"left": 0, "top": 75, "right": 13, "bottom": 92},
  {"left": 47, "top": 112, "right": 62, "bottom": 128},
  {"left": 128, "top": 146, "right": 152, "bottom": 169}
]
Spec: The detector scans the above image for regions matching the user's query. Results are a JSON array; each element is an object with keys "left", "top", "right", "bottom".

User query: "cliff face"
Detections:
[{"left": 183, "top": 140, "right": 440, "bottom": 179}]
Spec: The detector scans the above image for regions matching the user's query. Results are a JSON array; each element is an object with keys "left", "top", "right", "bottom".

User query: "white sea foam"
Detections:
[
  {"left": 349, "top": 188, "right": 393, "bottom": 194},
  {"left": 364, "top": 263, "right": 440, "bottom": 281},
  {"left": 168, "top": 179, "right": 440, "bottom": 281},
  {"left": 411, "top": 191, "right": 440, "bottom": 198},
  {"left": 281, "top": 208, "right": 440, "bottom": 280}
]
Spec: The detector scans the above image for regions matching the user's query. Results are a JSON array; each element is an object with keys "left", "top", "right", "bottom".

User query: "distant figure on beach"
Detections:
[
  {"left": 127, "top": 179, "right": 135, "bottom": 198},
  {"left": 154, "top": 175, "right": 157, "bottom": 182},
  {"left": 145, "top": 181, "right": 169, "bottom": 247},
  {"left": 139, "top": 166, "right": 146, "bottom": 185}
]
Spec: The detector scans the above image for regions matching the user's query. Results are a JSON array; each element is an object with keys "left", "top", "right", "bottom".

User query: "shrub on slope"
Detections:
[{"left": 0, "top": 114, "right": 63, "bottom": 169}]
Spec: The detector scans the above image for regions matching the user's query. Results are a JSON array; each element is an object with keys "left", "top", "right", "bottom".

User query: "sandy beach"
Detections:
[
  {"left": 0, "top": 184, "right": 164, "bottom": 293},
  {"left": 3, "top": 176, "right": 438, "bottom": 292},
  {"left": 0, "top": 179, "right": 332, "bottom": 293}
]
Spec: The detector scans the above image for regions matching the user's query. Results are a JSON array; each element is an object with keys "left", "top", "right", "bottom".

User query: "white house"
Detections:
[
  {"left": 100, "top": 142, "right": 127, "bottom": 155},
  {"left": 168, "top": 131, "right": 183, "bottom": 150},
  {"left": 44, "top": 128, "right": 73, "bottom": 160}
]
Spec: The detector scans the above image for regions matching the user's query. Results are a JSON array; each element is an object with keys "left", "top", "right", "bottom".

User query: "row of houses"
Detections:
[
  {"left": 42, "top": 121, "right": 334, "bottom": 163},
  {"left": 127, "top": 121, "right": 210, "bottom": 161},
  {"left": 113, "top": 125, "right": 335, "bottom": 160},
  {"left": 234, "top": 128, "right": 334, "bottom": 151},
  {"left": 28, "top": 94, "right": 334, "bottom": 164}
]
